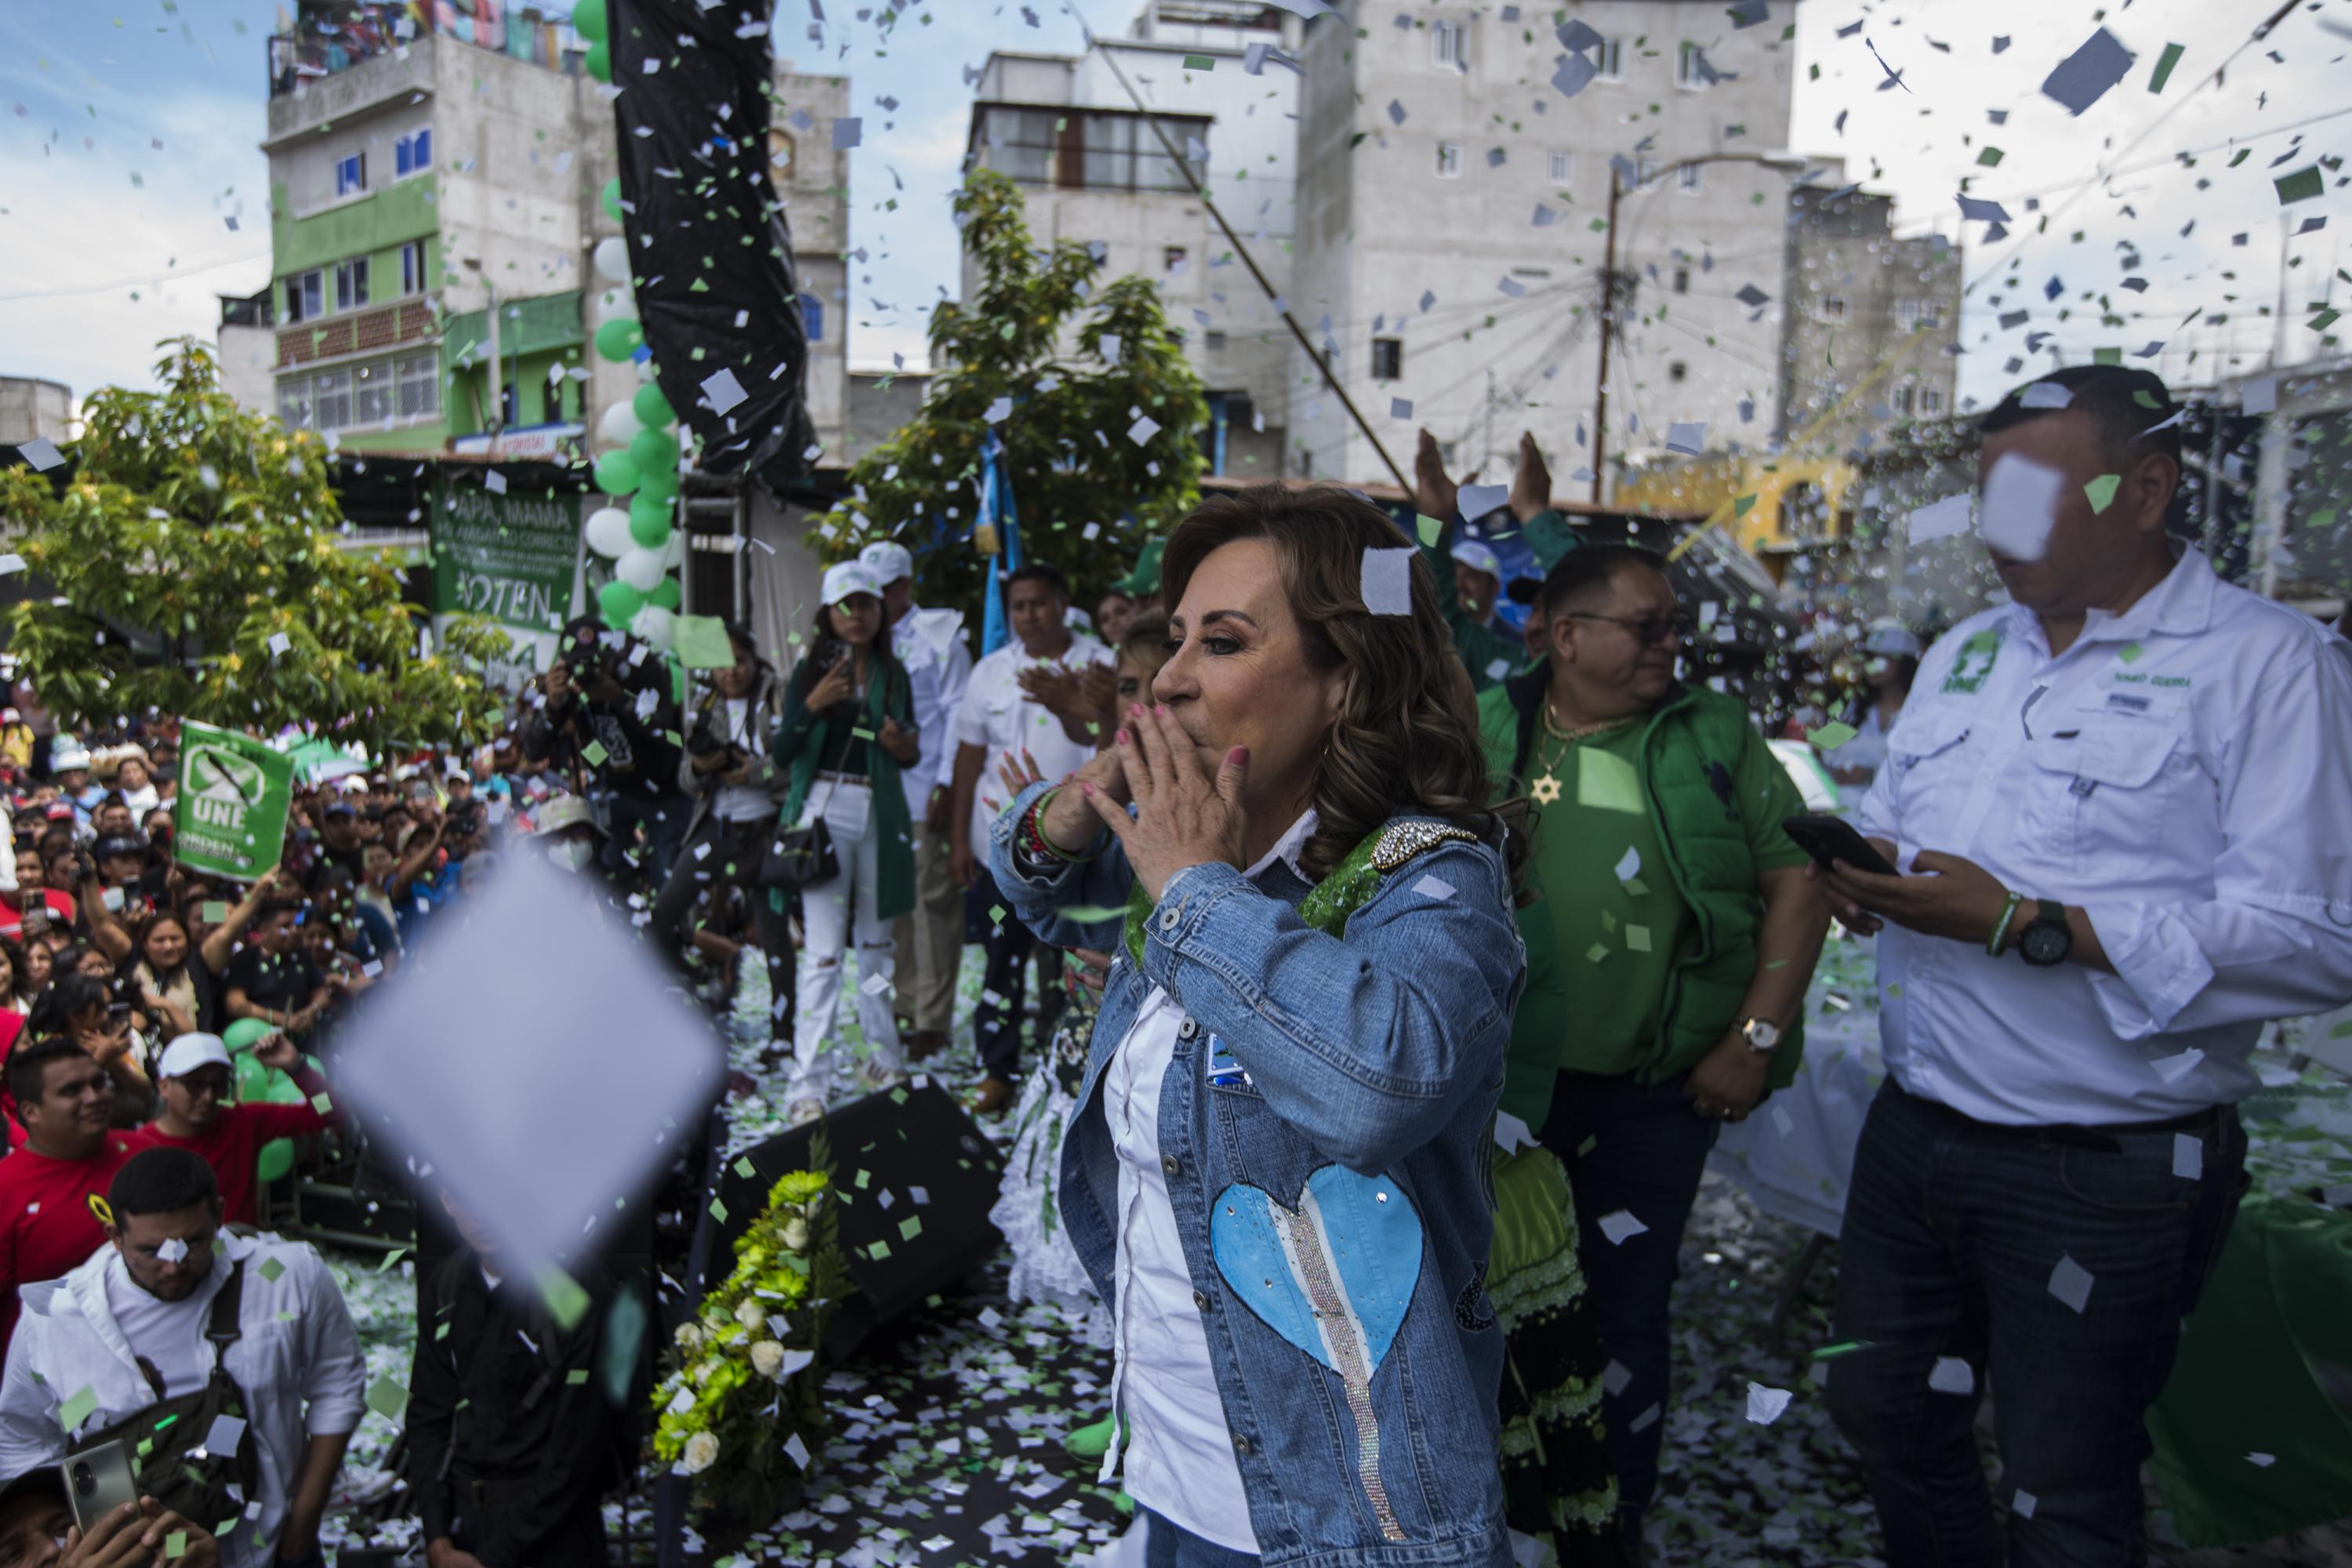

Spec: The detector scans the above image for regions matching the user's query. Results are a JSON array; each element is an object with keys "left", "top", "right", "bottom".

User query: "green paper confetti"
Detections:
[
  {"left": 710, "top": 1198, "right": 729, "bottom": 1223},
  {"left": 1625, "top": 925, "right": 1653, "bottom": 953},
  {"left": 1415, "top": 513, "right": 1444, "bottom": 547},
  {"left": 257, "top": 1258, "right": 285, "bottom": 1283},
  {"left": 58, "top": 1385, "right": 97, "bottom": 1430},
  {"left": 1584, "top": 942, "right": 1609, "bottom": 964},
  {"left": 1183, "top": 53, "right": 1214, "bottom": 70},
  {"left": 565, "top": 1368, "right": 591, "bottom": 1385},
  {"left": 899, "top": 1216, "right": 924, "bottom": 1242},
  {"left": 536, "top": 1265, "right": 591, "bottom": 1330},
  {"left": 2118, "top": 641, "right": 2143, "bottom": 663},
  {"left": 581, "top": 739, "right": 609, "bottom": 767},
  {"left": 165, "top": 1532, "right": 188, "bottom": 1561},
  {"left": 2276, "top": 166, "right": 2325, "bottom": 206},
  {"left": 1976, "top": 147, "right": 2003, "bottom": 166},
  {"left": 2085, "top": 474, "right": 2122, "bottom": 514},
  {"left": 735, "top": 1156, "right": 757, "bottom": 1178},
  {"left": 365, "top": 1375, "right": 408, "bottom": 1423},
  {"left": 2147, "top": 42, "right": 2183, "bottom": 93},
  {"left": 1809, "top": 721, "right": 1857, "bottom": 750},
  {"left": 1733, "top": 493, "right": 1757, "bottom": 517},
  {"left": 1812, "top": 1340, "right": 1874, "bottom": 1361}
]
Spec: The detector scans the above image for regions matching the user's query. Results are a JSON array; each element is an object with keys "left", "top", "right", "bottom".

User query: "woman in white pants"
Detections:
[{"left": 771, "top": 560, "right": 922, "bottom": 1122}]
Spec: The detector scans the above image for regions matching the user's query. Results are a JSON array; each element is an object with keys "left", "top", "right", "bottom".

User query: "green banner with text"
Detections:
[{"left": 172, "top": 720, "right": 295, "bottom": 880}]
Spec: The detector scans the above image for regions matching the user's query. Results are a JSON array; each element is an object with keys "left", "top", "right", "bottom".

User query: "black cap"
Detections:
[
  {"left": 1504, "top": 575, "right": 1545, "bottom": 606},
  {"left": 93, "top": 834, "right": 146, "bottom": 861},
  {"left": 322, "top": 800, "right": 356, "bottom": 818}
]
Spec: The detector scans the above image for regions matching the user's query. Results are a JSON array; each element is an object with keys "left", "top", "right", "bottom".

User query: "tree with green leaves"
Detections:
[
  {"left": 0, "top": 339, "right": 505, "bottom": 753},
  {"left": 811, "top": 168, "right": 1210, "bottom": 614}
]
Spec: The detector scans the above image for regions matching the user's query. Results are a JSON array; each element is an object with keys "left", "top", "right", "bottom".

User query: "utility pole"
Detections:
[{"left": 1591, "top": 169, "right": 1624, "bottom": 505}]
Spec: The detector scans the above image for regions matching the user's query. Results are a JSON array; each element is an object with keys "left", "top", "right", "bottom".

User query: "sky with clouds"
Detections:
[{"left": 2, "top": 0, "right": 2343, "bottom": 414}]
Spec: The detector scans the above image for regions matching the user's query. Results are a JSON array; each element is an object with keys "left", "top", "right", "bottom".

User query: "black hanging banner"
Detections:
[{"left": 608, "top": 0, "right": 817, "bottom": 491}]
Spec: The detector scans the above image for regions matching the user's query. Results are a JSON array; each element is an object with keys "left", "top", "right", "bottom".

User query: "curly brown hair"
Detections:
[{"left": 1160, "top": 485, "right": 1530, "bottom": 889}]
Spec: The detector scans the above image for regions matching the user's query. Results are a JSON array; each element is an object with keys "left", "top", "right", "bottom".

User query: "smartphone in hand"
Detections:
[
  {"left": 65, "top": 1439, "right": 140, "bottom": 1530},
  {"left": 1781, "top": 815, "right": 1899, "bottom": 877}
]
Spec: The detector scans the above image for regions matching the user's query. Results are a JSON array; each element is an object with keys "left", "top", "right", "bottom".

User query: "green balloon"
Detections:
[
  {"left": 593, "top": 317, "right": 642, "bottom": 363},
  {"left": 221, "top": 1018, "right": 273, "bottom": 1054},
  {"left": 601, "top": 177, "right": 624, "bottom": 224},
  {"left": 233, "top": 1053, "right": 270, "bottom": 1104},
  {"left": 637, "top": 466, "right": 680, "bottom": 505},
  {"left": 574, "top": 0, "right": 608, "bottom": 42},
  {"left": 263, "top": 1069, "right": 307, "bottom": 1105},
  {"left": 584, "top": 39, "right": 611, "bottom": 82},
  {"left": 258, "top": 1139, "right": 294, "bottom": 1185},
  {"left": 628, "top": 492, "right": 672, "bottom": 548},
  {"left": 600, "top": 579, "right": 646, "bottom": 626},
  {"left": 628, "top": 426, "right": 679, "bottom": 474},
  {"left": 592, "top": 449, "right": 641, "bottom": 496},
  {"left": 633, "top": 383, "right": 675, "bottom": 427},
  {"left": 648, "top": 577, "right": 681, "bottom": 611}
]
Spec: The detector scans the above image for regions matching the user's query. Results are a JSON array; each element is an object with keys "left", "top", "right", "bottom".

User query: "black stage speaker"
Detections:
[{"left": 706, "top": 1080, "right": 1004, "bottom": 1356}]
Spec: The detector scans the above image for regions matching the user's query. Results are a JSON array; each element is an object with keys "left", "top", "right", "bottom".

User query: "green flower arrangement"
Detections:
[{"left": 649, "top": 1138, "right": 850, "bottom": 1518}]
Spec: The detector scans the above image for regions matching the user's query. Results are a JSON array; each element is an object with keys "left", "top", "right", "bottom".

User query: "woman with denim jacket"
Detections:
[{"left": 990, "top": 486, "right": 1530, "bottom": 1568}]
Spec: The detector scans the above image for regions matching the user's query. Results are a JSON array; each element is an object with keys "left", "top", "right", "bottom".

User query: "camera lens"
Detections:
[{"left": 71, "top": 1461, "right": 93, "bottom": 1496}]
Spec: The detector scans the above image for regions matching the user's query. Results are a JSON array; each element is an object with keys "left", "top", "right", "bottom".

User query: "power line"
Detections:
[{"left": 0, "top": 245, "right": 271, "bottom": 305}]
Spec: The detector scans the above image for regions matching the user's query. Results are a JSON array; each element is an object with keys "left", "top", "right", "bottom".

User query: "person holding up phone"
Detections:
[
  {"left": 1474, "top": 543, "right": 1831, "bottom": 1544},
  {"left": 0, "top": 1465, "right": 221, "bottom": 1568}
]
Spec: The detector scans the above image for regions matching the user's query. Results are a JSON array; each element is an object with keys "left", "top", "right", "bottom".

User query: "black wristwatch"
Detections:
[{"left": 2017, "top": 898, "right": 2072, "bottom": 967}]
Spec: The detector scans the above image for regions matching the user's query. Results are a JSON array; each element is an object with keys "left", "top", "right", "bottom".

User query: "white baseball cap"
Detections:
[
  {"left": 1452, "top": 541, "right": 1503, "bottom": 580},
  {"left": 50, "top": 740, "right": 91, "bottom": 772},
  {"left": 158, "top": 1033, "right": 234, "bottom": 1079},
  {"left": 821, "top": 560, "right": 884, "bottom": 606},
  {"left": 529, "top": 794, "right": 603, "bottom": 837},
  {"left": 1862, "top": 620, "right": 1923, "bottom": 659},
  {"left": 858, "top": 541, "right": 915, "bottom": 585}
]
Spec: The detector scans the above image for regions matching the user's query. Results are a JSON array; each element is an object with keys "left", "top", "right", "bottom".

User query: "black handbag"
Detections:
[{"left": 760, "top": 691, "right": 860, "bottom": 890}]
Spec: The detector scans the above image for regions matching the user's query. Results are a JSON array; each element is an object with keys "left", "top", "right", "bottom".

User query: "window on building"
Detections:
[
  {"left": 394, "top": 129, "right": 432, "bottom": 177},
  {"left": 1371, "top": 337, "right": 1403, "bottom": 380},
  {"left": 1893, "top": 383, "right": 1916, "bottom": 415},
  {"left": 285, "top": 270, "right": 323, "bottom": 323},
  {"left": 335, "top": 152, "right": 366, "bottom": 198},
  {"left": 1677, "top": 162, "right": 1703, "bottom": 194},
  {"left": 398, "top": 241, "right": 427, "bottom": 296},
  {"left": 1896, "top": 298, "right": 1942, "bottom": 332},
  {"left": 335, "top": 257, "right": 369, "bottom": 312},
  {"left": 396, "top": 352, "right": 440, "bottom": 419},
  {"left": 354, "top": 361, "right": 392, "bottom": 426},
  {"left": 1668, "top": 361, "right": 1689, "bottom": 383},
  {"left": 1548, "top": 148, "right": 1572, "bottom": 184},
  {"left": 1823, "top": 295, "right": 1847, "bottom": 320},
  {"left": 1919, "top": 387, "right": 1944, "bottom": 415},
  {"left": 1436, "top": 142, "right": 1464, "bottom": 179},
  {"left": 1675, "top": 42, "right": 1711, "bottom": 89},
  {"left": 1593, "top": 38, "right": 1623, "bottom": 79},
  {"left": 801, "top": 296, "right": 824, "bottom": 343},
  {"left": 277, "top": 379, "right": 312, "bottom": 430},
  {"left": 1204, "top": 330, "right": 1228, "bottom": 353},
  {"left": 1673, "top": 267, "right": 1690, "bottom": 294},
  {"left": 1432, "top": 19, "right": 1468, "bottom": 69},
  {"left": 314, "top": 368, "right": 352, "bottom": 430},
  {"left": 1163, "top": 245, "right": 1189, "bottom": 274},
  {"left": 1635, "top": 158, "right": 1662, "bottom": 192}
]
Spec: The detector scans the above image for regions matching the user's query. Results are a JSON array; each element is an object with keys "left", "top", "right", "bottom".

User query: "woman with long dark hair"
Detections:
[
  {"left": 991, "top": 486, "right": 1533, "bottom": 1567},
  {"left": 771, "top": 561, "right": 921, "bottom": 1123},
  {"left": 124, "top": 911, "right": 213, "bottom": 1040}
]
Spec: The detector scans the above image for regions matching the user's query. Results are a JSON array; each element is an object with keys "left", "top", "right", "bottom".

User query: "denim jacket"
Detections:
[{"left": 990, "top": 782, "right": 1526, "bottom": 1568}]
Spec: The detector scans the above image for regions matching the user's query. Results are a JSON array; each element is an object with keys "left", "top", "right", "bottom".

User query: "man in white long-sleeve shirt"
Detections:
[
  {"left": 1814, "top": 365, "right": 2352, "bottom": 1566},
  {"left": 0, "top": 1148, "right": 365, "bottom": 1568},
  {"left": 862, "top": 541, "right": 974, "bottom": 1065}
]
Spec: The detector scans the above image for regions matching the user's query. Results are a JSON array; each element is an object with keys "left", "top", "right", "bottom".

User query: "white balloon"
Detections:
[
  {"left": 592, "top": 237, "right": 633, "bottom": 285},
  {"left": 597, "top": 401, "right": 643, "bottom": 447},
  {"left": 590, "top": 285, "right": 635, "bottom": 325},
  {"left": 657, "top": 529, "right": 687, "bottom": 571},
  {"left": 584, "top": 506, "right": 634, "bottom": 559},
  {"left": 614, "top": 547, "right": 666, "bottom": 591},
  {"left": 630, "top": 604, "right": 676, "bottom": 652}
]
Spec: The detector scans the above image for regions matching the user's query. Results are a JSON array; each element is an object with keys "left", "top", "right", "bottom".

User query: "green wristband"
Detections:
[{"left": 1986, "top": 890, "right": 2026, "bottom": 957}]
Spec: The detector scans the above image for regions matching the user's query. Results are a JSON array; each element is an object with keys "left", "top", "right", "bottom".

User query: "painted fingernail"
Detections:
[
  {"left": 1155, "top": 704, "right": 1169, "bottom": 717},
  {"left": 1115, "top": 729, "right": 1129, "bottom": 745},
  {"left": 1129, "top": 703, "right": 1144, "bottom": 717}
]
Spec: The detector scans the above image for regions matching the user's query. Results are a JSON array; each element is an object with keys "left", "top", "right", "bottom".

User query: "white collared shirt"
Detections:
[
  {"left": 951, "top": 633, "right": 1113, "bottom": 848},
  {"left": 889, "top": 604, "right": 973, "bottom": 819},
  {"left": 1857, "top": 546, "right": 2352, "bottom": 1125},
  {"left": 1098, "top": 810, "right": 1319, "bottom": 1554}
]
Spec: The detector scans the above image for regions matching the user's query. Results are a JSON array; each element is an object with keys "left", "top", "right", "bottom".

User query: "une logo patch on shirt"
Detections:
[{"left": 1204, "top": 1034, "right": 1252, "bottom": 1089}]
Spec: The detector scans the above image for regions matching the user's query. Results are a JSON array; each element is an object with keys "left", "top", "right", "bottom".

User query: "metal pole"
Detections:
[
  {"left": 485, "top": 281, "right": 503, "bottom": 440},
  {"left": 1084, "top": 38, "right": 1416, "bottom": 497},
  {"left": 1591, "top": 170, "right": 1621, "bottom": 505}
]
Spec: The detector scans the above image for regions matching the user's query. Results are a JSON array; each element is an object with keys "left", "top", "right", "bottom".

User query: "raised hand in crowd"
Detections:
[
  {"left": 804, "top": 655, "right": 855, "bottom": 715},
  {"left": 62, "top": 1498, "right": 219, "bottom": 1568}
]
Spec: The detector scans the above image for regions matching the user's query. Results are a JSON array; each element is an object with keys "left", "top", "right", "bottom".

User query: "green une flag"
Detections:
[{"left": 173, "top": 721, "right": 295, "bottom": 880}]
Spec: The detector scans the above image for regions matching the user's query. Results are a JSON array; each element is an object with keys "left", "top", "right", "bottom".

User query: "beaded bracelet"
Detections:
[{"left": 1025, "top": 786, "right": 1104, "bottom": 863}]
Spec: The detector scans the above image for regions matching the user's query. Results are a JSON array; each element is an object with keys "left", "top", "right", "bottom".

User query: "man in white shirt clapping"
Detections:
[{"left": 1813, "top": 365, "right": 2352, "bottom": 1566}]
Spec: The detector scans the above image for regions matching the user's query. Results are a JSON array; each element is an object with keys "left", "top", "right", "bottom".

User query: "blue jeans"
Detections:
[
  {"left": 1142, "top": 1508, "right": 1260, "bottom": 1568},
  {"left": 1536, "top": 1069, "right": 1722, "bottom": 1538},
  {"left": 1827, "top": 1082, "right": 2249, "bottom": 1567}
]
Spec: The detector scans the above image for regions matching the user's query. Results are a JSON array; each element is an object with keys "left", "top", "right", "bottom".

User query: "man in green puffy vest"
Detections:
[{"left": 1479, "top": 543, "right": 1831, "bottom": 1545}]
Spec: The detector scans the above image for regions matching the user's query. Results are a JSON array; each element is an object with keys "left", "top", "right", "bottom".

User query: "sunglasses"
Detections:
[{"left": 1563, "top": 612, "right": 1690, "bottom": 647}]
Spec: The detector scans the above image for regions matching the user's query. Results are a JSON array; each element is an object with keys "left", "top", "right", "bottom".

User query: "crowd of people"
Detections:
[{"left": 0, "top": 363, "right": 2341, "bottom": 1566}]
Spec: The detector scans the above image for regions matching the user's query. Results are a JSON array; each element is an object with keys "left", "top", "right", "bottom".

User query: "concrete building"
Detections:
[
  {"left": 257, "top": 2, "right": 848, "bottom": 461},
  {"left": 846, "top": 367, "right": 934, "bottom": 466},
  {"left": 0, "top": 378, "right": 71, "bottom": 446},
  {"left": 214, "top": 292, "right": 278, "bottom": 418},
  {"left": 1290, "top": 2, "right": 1802, "bottom": 492},
  {"left": 964, "top": 1, "right": 1305, "bottom": 479},
  {"left": 1777, "top": 174, "right": 1962, "bottom": 457}
]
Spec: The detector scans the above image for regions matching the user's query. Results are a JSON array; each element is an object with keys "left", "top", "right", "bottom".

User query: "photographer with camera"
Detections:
[
  {"left": 650, "top": 622, "right": 795, "bottom": 1022},
  {"left": 522, "top": 620, "right": 688, "bottom": 890}
]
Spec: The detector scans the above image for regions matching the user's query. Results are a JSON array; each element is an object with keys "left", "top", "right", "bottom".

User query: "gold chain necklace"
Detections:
[{"left": 1541, "top": 701, "right": 1641, "bottom": 746}]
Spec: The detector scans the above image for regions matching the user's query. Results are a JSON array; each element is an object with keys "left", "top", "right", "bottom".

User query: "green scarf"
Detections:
[{"left": 1121, "top": 829, "right": 1383, "bottom": 967}]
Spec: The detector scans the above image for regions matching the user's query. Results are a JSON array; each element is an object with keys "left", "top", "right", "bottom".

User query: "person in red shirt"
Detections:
[
  {"left": 0, "top": 1037, "right": 136, "bottom": 1356},
  {"left": 125, "top": 1032, "right": 339, "bottom": 1227}
]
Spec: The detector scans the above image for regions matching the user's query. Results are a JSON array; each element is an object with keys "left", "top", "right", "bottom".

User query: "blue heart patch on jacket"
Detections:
[{"left": 1209, "top": 1165, "right": 1425, "bottom": 1378}]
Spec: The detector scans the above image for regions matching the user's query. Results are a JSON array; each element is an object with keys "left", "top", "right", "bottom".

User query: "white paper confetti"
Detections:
[
  {"left": 1457, "top": 482, "right": 1508, "bottom": 518},
  {"left": 1907, "top": 492, "right": 1973, "bottom": 544},
  {"left": 2247, "top": 1452, "right": 2277, "bottom": 1468},
  {"left": 701, "top": 368, "right": 748, "bottom": 416},
  {"left": 1600, "top": 1359, "right": 1632, "bottom": 1396},
  {"left": 2019, "top": 381, "right": 2075, "bottom": 411},
  {"left": 1928, "top": 1356, "right": 1976, "bottom": 1396},
  {"left": 2012, "top": 1489, "right": 2038, "bottom": 1519},
  {"left": 1359, "top": 546, "right": 1414, "bottom": 615},
  {"left": 2172, "top": 1133, "right": 2202, "bottom": 1181},
  {"left": 1613, "top": 846, "right": 1640, "bottom": 882},
  {"left": 983, "top": 396, "right": 1013, "bottom": 424},
  {"left": 1664, "top": 422, "right": 1708, "bottom": 456},
  {"left": 485, "top": 470, "right": 507, "bottom": 495},
  {"left": 1492, "top": 1111, "right": 1538, "bottom": 1152},
  {"left": 1744, "top": 1383, "right": 1793, "bottom": 1425},
  {"left": 2150, "top": 1047, "right": 2205, "bottom": 1085},
  {"left": 1127, "top": 415, "right": 1161, "bottom": 445},
  {"left": 1597, "top": 1210, "right": 1649, "bottom": 1246},
  {"left": 1978, "top": 452, "right": 2065, "bottom": 562},
  {"left": 2047, "top": 1253, "right": 2095, "bottom": 1314},
  {"left": 2240, "top": 376, "right": 2278, "bottom": 416},
  {"left": 204, "top": 1414, "right": 247, "bottom": 1456},
  {"left": 157, "top": 1237, "right": 190, "bottom": 1263},
  {"left": 1411, "top": 873, "right": 1455, "bottom": 901},
  {"left": 16, "top": 438, "right": 62, "bottom": 472},
  {"left": 831, "top": 117, "right": 862, "bottom": 150},
  {"left": 267, "top": 633, "right": 292, "bottom": 656}
]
